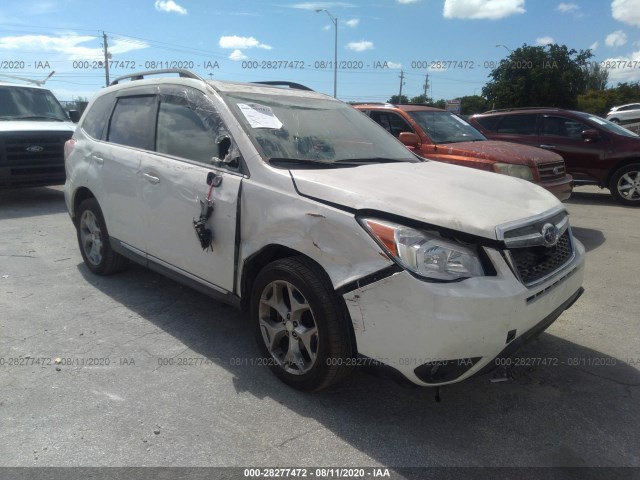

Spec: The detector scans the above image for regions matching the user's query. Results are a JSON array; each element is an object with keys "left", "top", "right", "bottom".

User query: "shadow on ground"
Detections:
[{"left": 77, "top": 262, "right": 640, "bottom": 469}]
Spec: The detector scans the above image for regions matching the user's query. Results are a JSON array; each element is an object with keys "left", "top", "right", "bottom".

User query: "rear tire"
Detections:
[
  {"left": 76, "top": 198, "right": 129, "bottom": 274},
  {"left": 250, "top": 257, "right": 354, "bottom": 391},
  {"left": 609, "top": 163, "right": 640, "bottom": 206}
]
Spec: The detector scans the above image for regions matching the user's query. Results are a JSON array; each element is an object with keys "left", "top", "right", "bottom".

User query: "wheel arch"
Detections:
[
  {"left": 606, "top": 158, "right": 640, "bottom": 186},
  {"left": 72, "top": 187, "right": 97, "bottom": 226},
  {"left": 240, "top": 244, "right": 358, "bottom": 355}
]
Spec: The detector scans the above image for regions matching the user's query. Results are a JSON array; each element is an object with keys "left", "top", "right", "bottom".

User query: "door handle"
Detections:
[
  {"left": 92, "top": 154, "right": 104, "bottom": 165},
  {"left": 143, "top": 173, "right": 160, "bottom": 184},
  {"left": 539, "top": 144, "right": 556, "bottom": 149}
]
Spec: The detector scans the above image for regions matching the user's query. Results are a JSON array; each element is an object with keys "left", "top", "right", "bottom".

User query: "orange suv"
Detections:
[{"left": 355, "top": 103, "right": 573, "bottom": 201}]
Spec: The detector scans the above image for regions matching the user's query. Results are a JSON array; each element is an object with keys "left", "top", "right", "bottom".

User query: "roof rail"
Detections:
[
  {"left": 110, "top": 69, "right": 204, "bottom": 86},
  {"left": 251, "top": 81, "right": 313, "bottom": 91},
  {"left": 482, "top": 107, "right": 558, "bottom": 113},
  {"left": 349, "top": 102, "right": 393, "bottom": 106}
]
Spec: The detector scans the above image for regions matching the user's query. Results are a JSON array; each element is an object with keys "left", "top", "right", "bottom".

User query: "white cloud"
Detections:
[
  {"left": 590, "top": 41, "right": 599, "bottom": 50},
  {"left": 387, "top": 61, "right": 402, "bottom": 68},
  {"left": 219, "top": 35, "right": 272, "bottom": 50},
  {"left": 154, "top": 0, "right": 187, "bottom": 15},
  {"left": 536, "top": 36, "right": 555, "bottom": 45},
  {"left": 606, "top": 30, "right": 628, "bottom": 47},
  {"left": 602, "top": 50, "right": 640, "bottom": 82},
  {"left": 322, "top": 24, "right": 332, "bottom": 30},
  {"left": 345, "top": 18, "right": 359, "bottom": 27},
  {"left": 443, "top": 0, "right": 525, "bottom": 20},
  {"left": 0, "top": 34, "right": 147, "bottom": 60},
  {"left": 229, "top": 49, "right": 248, "bottom": 61},
  {"left": 345, "top": 40, "right": 374, "bottom": 52},
  {"left": 556, "top": 2, "right": 579, "bottom": 13},
  {"left": 612, "top": 0, "right": 640, "bottom": 27}
]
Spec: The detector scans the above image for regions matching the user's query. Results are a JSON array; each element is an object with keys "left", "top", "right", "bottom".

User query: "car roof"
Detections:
[
  {"left": 0, "top": 82, "right": 51, "bottom": 91},
  {"left": 352, "top": 103, "right": 446, "bottom": 113},
  {"left": 104, "top": 69, "right": 333, "bottom": 101},
  {"left": 474, "top": 107, "right": 583, "bottom": 116}
]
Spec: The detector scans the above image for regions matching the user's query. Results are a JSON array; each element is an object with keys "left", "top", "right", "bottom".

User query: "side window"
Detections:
[
  {"left": 370, "top": 111, "right": 392, "bottom": 133},
  {"left": 543, "top": 116, "right": 589, "bottom": 139},
  {"left": 496, "top": 114, "right": 537, "bottom": 135},
  {"left": 156, "top": 90, "right": 238, "bottom": 170},
  {"left": 81, "top": 93, "right": 115, "bottom": 140},
  {"left": 387, "top": 113, "right": 413, "bottom": 137},
  {"left": 156, "top": 100, "right": 218, "bottom": 163},
  {"left": 108, "top": 96, "right": 156, "bottom": 150},
  {"left": 474, "top": 115, "right": 502, "bottom": 132}
]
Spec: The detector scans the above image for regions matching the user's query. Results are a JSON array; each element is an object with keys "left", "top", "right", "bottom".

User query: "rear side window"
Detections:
[
  {"left": 81, "top": 93, "right": 115, "bottom": 140},
  {"left": 495, "top": 114, "right": 537, "bottom": 135},
  {"left": 108, "top": 96, "right": 157, "bottom": 150}
]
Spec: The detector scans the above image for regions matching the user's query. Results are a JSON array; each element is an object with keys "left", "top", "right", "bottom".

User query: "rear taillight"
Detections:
[{"left": 64, "top": 139, "right": 76, "bottom": 160}]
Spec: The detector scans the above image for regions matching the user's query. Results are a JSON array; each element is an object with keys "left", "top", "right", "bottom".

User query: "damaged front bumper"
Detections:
[{"left": 342, "top": 241, "right": 586, "bottom": 387}]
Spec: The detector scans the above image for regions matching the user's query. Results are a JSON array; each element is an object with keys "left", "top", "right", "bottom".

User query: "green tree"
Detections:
[
  {"left": 460, "top": 95, "right": 489, "bottom": 115},
  {"left": 583, "top": 62, "right": 609, "bottom": 91},
  {"left": 388, "top": 95, "right": 409, "bottom": 104},
  {"left": 410, "top": 94, "right": 430, "bottom": 104},
  {"left": 483, "top": 44, "right": 593, "bottom": 109}
]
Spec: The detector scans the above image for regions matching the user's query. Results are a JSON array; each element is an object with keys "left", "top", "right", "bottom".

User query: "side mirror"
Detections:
[
  {"left": 399, "top": 132, "right": 420, "bottom": 148},
  {"left": 582, "top": 129, "right": 599, "bottom": 142},
  {"left": 68, "top": 110, "right": 80, "bottom": 123}
]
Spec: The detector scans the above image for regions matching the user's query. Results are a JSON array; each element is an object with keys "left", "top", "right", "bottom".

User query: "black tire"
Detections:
[
  {"left": 76, "top": 198, "right": 129, "bottom": 275},
  {"left": 610, "top": 118, "right": 620, "bottom": 124},
  {"left": 609, "top": 163, "right": 640, "bottom": 206},
  {"left": 250, "top": 256, "right": 354, "bottom": 391}
]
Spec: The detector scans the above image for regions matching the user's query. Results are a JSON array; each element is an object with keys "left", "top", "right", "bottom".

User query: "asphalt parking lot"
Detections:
[{"left": 0, "top": 185, "right": 639, "bottom": 478}]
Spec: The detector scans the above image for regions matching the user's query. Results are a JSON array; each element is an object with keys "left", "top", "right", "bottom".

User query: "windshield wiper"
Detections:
[
  {"left": 335, "top": 157, "right": 418, "bottom": 164},
  {"left": 268, "top": 157, "right": 355, "bottom": 169},
  {"left": 13, "top": 115, "right": 65, "bottom": 122}
]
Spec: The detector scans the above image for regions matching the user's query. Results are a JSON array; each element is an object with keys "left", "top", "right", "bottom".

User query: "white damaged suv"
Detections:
[{"left": 64, "top": 70, "right": 585, "bottom": 391}]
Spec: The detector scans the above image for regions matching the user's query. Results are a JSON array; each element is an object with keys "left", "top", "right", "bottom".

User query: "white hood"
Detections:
[
  {"left": 290, "top": 161, "right": 561, "bottom": 240},
  {"left": 0, "top": 121, "right": 75, "bottom": 133}
]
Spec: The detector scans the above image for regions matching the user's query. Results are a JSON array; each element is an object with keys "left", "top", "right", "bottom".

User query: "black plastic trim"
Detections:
[{"left": 336, "top": 265, "right": 402, "bottom": 296}]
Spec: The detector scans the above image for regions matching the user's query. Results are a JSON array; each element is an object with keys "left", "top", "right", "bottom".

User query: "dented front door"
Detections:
[{"left": 140, "top": 86, "right": 243, "bottom": 293}]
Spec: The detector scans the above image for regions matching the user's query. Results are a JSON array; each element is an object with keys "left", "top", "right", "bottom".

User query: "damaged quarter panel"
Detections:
[{"left": 238, "top": 168, "right": 394, "bottom": 291}]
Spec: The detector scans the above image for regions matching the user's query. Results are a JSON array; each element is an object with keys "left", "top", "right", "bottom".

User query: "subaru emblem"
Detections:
[
  {"left": 26, "top": 145, "right": 44, "bottom": 153},
  {"left": 541, "top": 223, "right": 560, "bottom": 247}
]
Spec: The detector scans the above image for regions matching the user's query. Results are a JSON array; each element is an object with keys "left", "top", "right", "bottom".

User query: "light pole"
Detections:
[
  {"left": 496, "top": 44, "right": 512, "bottom": 53},
  {"left": 316, "top": 9, "right": 338, "bottom": 98}
]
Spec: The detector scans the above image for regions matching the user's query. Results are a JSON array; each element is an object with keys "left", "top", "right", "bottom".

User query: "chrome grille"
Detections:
[
  {"left": 497, "top": 208, "right": 575, "bottom": 287},
  {"left": 538, "top": 160, "right": 566, "bottom": 182},
  {"left": 509, "top": 230, "right": 573, "bottom": 286}
]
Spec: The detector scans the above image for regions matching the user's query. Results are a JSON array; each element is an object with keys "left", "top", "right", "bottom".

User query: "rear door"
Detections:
[
  {"left": 140, "top": 85, "right": 243, "bottom": 293},
  {"left": 99, "top": 90, "right": 157, "bottom": 254}
]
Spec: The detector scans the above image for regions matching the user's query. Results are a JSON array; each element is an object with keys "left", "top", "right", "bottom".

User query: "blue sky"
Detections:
[{"left": 1, "top": 0, "right": 639, "bottom": 102}]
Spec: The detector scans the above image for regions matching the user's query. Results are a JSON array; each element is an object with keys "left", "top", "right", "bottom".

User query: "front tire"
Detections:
[
  {"left": 76, "top": 198, "right": 129, "bottom": 274},
  {"left": 250, "top": 257, "right": 354, "bottom": 391},
  {"left": 609, "top": 163, "right": 640, "bottom": 206}
]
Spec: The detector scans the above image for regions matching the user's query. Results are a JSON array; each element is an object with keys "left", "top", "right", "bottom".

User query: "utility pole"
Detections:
[
  {"left": 423, "top": 74, "right": 429, "bottom": 98},
  {"left": 398, "top": 70, "right": 405, "bottom": 101},
  {"left": 103, "top": 32, "right": 110, "bottom": 87}
]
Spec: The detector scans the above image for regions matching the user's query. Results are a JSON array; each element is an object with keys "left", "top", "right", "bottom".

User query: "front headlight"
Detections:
[
  {"left": 493, "top": 163, "right": 533, "bottom": 182},
  {"left": 360, "top": 218, "right": 484, "bottom": 281}
]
